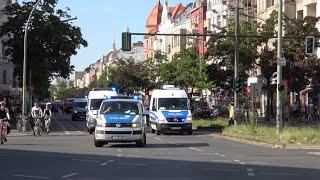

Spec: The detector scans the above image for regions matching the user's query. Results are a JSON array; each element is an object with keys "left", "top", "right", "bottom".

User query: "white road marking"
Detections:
[
  {"left": 71, "top": 158, "right": 101, "bottom": 163},
  {"left": 247, "top": 168, "right": 255, "bottom": 176},
  {"left": 204, "top": 168, "right": 241, "bottom": 172},
  {"left": 168, "top": 141, "right": 175, "bottom": 144},
  {"left": 100, "top": 160, "right": 115, "bottom": 166},
  {"left": 239, "top": 162, "right": 246, "bottom": 165},
  {"left": 118, "top": 162, "right": 147, "bottom": 166},
  {"left": 219, "top": 154, "right": 226, "bottom": 157},
  {"left": 188, "top": 147, "right": 204, "bottom": 152},
  {"left": 234, "top": 160, "right": 240, "bottom": 162},
  {"left": 199, "top": 152, "right": 211, "bottom": 155},
  {"left": 153, "top": 137, "right": 162, "bottom": 141},
  {"left": 211, "top": 160, "right": 233, "bottom": 163},
  {"left": 213, "top": 153, "right": 221, "bottom": 156},
  {"left": 117, "top": 154, "right": 123, "bottom": 157},
  {"left": 127, "top": 155, "right": 143, "bottom": 158},
  {"left": 117, "top": 148, "right": 123, "bottom": 153},
  {"left": 308, "top": 152, "right": 320, "bottom": 156},
  {"left": 61, "top": 173, "right": 78, "bottom": 179},
  {"left": 12, "top": 175, "right": 50, "bottom": 179}
]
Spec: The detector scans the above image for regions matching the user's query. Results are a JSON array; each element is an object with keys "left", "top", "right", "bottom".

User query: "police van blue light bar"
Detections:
[{"left": 106, "top": 96, "right": 141, "bottom": 100}]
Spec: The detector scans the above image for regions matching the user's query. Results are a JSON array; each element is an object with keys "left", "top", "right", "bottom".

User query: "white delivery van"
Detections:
[
  {"left": 86, "top": 88, "right": 118, "bottom": 134},
  {"left": 149, "top": 85, "right": 192, "bottom": 135}
]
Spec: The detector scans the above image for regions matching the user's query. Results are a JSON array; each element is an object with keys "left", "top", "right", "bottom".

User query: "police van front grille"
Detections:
[
  {"left": 105, "top": 130, "right": 142, "bottom": 135},
  {"left": 106, "top": 123, "right": 132, "bottom": 128}
]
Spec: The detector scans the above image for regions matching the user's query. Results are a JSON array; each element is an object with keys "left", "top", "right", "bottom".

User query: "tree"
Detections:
[
  {"left": 156, "top": 47, "right": 211, "bottom": 91},
  {"left": 206, "top": 20, "right": 263, "bottom": 91},
  {"left": 107, "top": 59, "right": 150, "bottom": 94},
  {"left": 0, "top": 0, "right": 87, "bottom": 99},
  {"left": 50, "top": 78, "right": 87, "bottom": 100}
]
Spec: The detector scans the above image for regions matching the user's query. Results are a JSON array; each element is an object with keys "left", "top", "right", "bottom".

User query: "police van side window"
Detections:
[{"left": 152, "top": 98, "right": 156, "bottom": 111}]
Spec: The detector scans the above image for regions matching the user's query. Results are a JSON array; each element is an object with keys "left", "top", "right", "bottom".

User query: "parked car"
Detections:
[
  {"left": 192, "top": 101, "right": 211, "bottom": 119},
  {"left": 210, "top": 107, "right": 229, "bottom": 119}
]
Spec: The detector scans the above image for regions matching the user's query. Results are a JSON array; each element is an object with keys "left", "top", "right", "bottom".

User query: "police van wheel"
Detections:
[
  {"left": 151, "top": 129, "right": 155, "bottom": 133},
  {"left": 94, "top": 136, "right": 104, "bottom": 147}
]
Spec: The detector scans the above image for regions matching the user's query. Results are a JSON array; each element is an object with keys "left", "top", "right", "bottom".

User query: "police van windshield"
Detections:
[
  {"left": 100, "top": 101, "right": 140, "bottom": 115},
  {"left": 90, "top": 99, "right": 103, "bottom": 110},
  {"left": 158, "top": 98, "right": 189, "bottom": 110},
  {"left": 74, "top": 102, "right": 87, "bottom": 109}
]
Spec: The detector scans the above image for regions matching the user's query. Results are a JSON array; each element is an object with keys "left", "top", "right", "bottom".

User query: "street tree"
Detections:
[{"left": 0, "top": 0, "right": 87, "bottom": 99}]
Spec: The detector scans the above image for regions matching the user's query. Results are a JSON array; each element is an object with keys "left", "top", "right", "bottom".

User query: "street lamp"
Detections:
[{"left": 22, "top": 0, "right": 41, "bottom": 115}]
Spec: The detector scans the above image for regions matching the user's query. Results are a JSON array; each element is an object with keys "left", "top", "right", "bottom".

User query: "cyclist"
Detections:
[
  {"left": 31, "top": 102, "right": 43, "bottom": 135},
  {"left": 43, "top": 104, "right": 52, "bottom": 133},
  {"left": 0, "top": 101, "right": 11, "bottom": 142}
]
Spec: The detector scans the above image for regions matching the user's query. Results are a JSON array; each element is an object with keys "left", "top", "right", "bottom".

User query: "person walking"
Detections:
[{"left": 228, "top": 102, "right": 235, "bottom": 126}]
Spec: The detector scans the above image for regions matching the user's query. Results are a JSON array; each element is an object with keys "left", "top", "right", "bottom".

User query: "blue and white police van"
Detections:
[
  {"left": 94, "top": 96, "right": 147, "bottom": 147},
  {"left": 149, "top": 85, "right": 193, "bottom": 135}
]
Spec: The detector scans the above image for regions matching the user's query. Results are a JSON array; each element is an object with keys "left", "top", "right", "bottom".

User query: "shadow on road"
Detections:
[{"left": 0, "top": 148, "right": 319, "bottom": 180}]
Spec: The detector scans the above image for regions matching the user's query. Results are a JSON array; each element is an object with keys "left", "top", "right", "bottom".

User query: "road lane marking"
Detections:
[
  {"left": 213, "top": 153, "right": 221, "bottom": 156},
  {"left": 211, "top": 160, "right": 233, "bottom": 163},
  {"left": 199, "top": 152, "right": 211, "bottom": 155},
  {"left": 239, "top": 162, "right": 246, "bottom": 165},
  {"left": 61, "top": 173, "right": 78, "bottom": 179},
  {"left": 188, "top": 147, "right": 204, "bottom": 152},
  {"left": 153, "top": 137, "right": 162, "bottom": 141},
  {"left": 71, "top": 158, "right": 101, "bottom": 163},
  {"left": 117, "top": 154, "right": 122, "bottom": 157},
  {"left": 12, "top": 175, "right": 50, "bottom": 179},
  {"left": 117, "top": 148, "right": 123, "bottom": 153},
  {"left": 168, "top": 141, "right": 175, "bottom": 144},
  {"left": 234, "top": 160, "right": 240, "bottom": 162},
  {"left": 117, "top": 162, "right": 147, "bottom": 166},
  {"left": 247, "top": 162, "right": 268, "bottom": 165},
  {"left": 127, "top": 155, "right": 143, "bottom": 158},
  {"left": 100, "top": 160, "right": 115, "bottom": 166},
  {"left": 219, "top": 154, "right": 226, "bottom": 157},
  {"left": 247, "top": 168, "right": 255, "bottom": 176},
  {"left": 308, "top": 152, "right": 320, "bottom": 156},
  {"left": 204, "top": 168, "right": 241, "bottom": 172}
]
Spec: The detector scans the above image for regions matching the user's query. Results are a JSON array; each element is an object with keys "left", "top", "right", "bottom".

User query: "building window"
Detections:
[
  {"left": 3, "top": 70, "right": 7, "bottom": 84},
  {"left": 217, "top": 15, "right": 221, "bottom": 27}
]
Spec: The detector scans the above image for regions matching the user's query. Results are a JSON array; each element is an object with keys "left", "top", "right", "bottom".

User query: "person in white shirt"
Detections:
[{"left": 31, "top": 102, "right": 43, "bottom": 118}]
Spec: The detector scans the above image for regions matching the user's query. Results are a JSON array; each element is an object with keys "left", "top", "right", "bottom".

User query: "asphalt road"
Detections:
[{"left": 2, "top": 114, "right": 320, "bottom": 180}]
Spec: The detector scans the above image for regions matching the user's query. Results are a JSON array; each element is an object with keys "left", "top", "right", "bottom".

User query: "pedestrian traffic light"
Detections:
[
  {"left": 235, "top": 78, "right": 243, "bottom": 93},
  {"left": 122, "top": 32, "right": 131, "bottom": 51},
  {"left": 305, "top": 36, "right": 314, "bottom": 55}
]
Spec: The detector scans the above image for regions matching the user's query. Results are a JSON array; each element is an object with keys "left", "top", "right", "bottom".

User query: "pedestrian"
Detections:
[{"left": 228, "top": 102, "right": 234, "bottom": 126}]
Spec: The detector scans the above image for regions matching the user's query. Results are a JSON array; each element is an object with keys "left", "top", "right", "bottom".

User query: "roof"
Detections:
[
  {"left": 151, "top": 89, "right": 188, "bottom": 98},
  {"left": 169, "top": 3, "right": 185, "bottom": 20},
  {"left": 146, "top": 0, "right": 163, "bottom": 29}
]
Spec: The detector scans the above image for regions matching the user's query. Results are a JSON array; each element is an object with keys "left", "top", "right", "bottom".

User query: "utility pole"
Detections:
[
  {"left": 276, "top": 0, "right": 283, "bottom": 135},
  {"left": 234, "top": 0, "right": 240, "bottom": 126},
  {"left": 23, "top": 0, "right": 41, "bottom": 115}
]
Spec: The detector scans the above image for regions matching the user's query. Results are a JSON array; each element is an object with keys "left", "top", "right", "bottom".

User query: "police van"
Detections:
[
  {"left": 94, "top": 96, "right": 147, "bottom": 147},
  {"left": 86, "top": 88, "right": 118, "bottom": 134},
  {"left": 149, "top": 85, "right": 192, "bottom": 135}
]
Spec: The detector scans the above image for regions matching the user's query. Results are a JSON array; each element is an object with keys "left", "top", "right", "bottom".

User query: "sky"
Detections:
[{"left": 56, "top": 0, "right": 191, "bottom": 77}]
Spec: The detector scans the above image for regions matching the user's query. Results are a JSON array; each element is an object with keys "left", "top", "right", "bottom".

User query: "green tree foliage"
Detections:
[
  {"left": 0, "top": 0, "right": 87, "bottom": 99},
  {"left": 49, "top": 78, "right": 87, "bottom": 100},
  {"left": 156, "top": 47, "right": 211, "bottom": 90},
  {"left": 107, "top": 59, "right": 150, "bottom": 94},
  {"left": 206, "top": 19, "right": 262, "bottom": 91}
]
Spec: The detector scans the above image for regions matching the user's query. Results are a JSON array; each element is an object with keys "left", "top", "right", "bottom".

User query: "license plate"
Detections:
[
  {"left": 112, "top": 136, "right": 125, "bottom": 140},
  {"left": 171, "top": 127, "right": 181, "bottom": 130}
]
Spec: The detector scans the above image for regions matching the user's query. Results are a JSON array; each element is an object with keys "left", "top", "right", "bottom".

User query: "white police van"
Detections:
[
  {"left": 149, "top": 85, "right": 192, "bottom": 135},
  {"left": 86, "top": 88, "right": 118, "bottom": 134},
  {"left": 94, "top": 96, "right": 146, "bottom": 147}
]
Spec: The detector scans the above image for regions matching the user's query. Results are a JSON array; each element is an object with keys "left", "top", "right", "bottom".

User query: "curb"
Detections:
[{"left": 214, "top": 133, "right": 320, "bottom": 150}]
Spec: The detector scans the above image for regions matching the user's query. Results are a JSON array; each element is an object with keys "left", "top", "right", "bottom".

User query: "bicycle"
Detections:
[
  {"left": 0, "top": 118, "right": 8, "bottom": 146},
  {"left": 33, "top": 116, "right": 43, "bottom": 136},
  {"left": 44, "top": 115, "right": 51, "bottom": 134}
]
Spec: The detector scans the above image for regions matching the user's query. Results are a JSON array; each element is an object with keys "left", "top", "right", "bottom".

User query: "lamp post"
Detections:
[
  {"left": 22, "top": 0, "right": 41, "bottom": 115},
  {"left": 276, "top": 0, "right": 283, "bottom": 135}
]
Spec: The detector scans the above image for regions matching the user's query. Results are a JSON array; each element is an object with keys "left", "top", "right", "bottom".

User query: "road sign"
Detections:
[
  {"left": 250, "top": 83, "right": 261, "bottom": 98},
  {"left": 278, "top": 57, "right": 286, "bottom": 66}
]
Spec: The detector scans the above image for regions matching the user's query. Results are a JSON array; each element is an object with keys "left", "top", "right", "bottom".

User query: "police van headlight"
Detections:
[
  {"left": 131, "top": 116, "right": 142, "bottom": 128},
  {"left": 96, "top": 116, "right": 106, "bottom": 127},
  {"left": 186, "top": 114, "right": 192, "bottom": 123}
]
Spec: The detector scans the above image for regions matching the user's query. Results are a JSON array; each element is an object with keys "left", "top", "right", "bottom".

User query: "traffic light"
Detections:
[
  {"left": 122, "top": 32, "right": 131, "bottom": 51},
  {"left": 305, "top": 36, "right": 314, "bottom": 55},
  {"left": 235, "top": 78, "right": 243, "bottom": 93}
]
